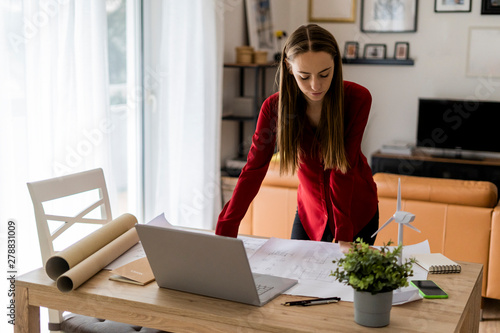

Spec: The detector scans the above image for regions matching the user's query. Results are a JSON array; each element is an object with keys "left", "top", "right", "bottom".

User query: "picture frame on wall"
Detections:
[
  {"left": 467, "top": 27, "right": 500, "bottom": 77},
  {"left": 344, "top": 42, "right": 359, "bottom": 59},
  {"left": 364, "top": 44, "right": 387, "bottom": 59},
  {"left": 394, "top": 42, "right": 410, "bottom": 60},
  {"left": 361, "top": 0, "right": 418, "bottom": 33},
  {"left": 308, "top": 0, "right": 356, "bottom": 23},
  {"left": 245, "top": 0, "right": 275, "bottom": 58},
  {"left": 481, "top": 0, "right": 500, "bottom": 14},
  {"left": 435, "top": 0, "right": 472, "bottom": 13}
]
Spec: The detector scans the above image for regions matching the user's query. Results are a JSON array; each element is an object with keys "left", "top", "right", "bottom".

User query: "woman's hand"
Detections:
[
  {"left": 338, "top": 241, "right": 352, "bottom": 254},
  {"left": 338, "top": 240, "right": 379, "bottom": 254}
]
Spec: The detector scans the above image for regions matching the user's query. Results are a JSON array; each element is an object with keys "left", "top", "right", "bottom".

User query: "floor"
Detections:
[{"left": 480, "top": 298, "right": 500, "bottom": 333}]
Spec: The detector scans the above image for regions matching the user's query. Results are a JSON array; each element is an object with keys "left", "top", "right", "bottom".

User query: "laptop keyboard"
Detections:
[{"left": 256, "top": 284, "right": 274, "bottom": 296}]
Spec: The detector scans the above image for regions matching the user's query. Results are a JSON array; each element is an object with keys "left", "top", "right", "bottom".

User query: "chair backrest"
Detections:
[{"left": 27, "top": 168, "right": 112, "bottom": 265}]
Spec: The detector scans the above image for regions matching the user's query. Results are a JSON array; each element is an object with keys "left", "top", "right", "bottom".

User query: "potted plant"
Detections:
[{"left": 331, "top": 238, "right": 416, "bottom": 327}]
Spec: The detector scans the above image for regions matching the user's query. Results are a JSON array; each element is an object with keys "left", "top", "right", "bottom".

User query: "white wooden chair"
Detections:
[
  {"left": 27, "top": 168, "right": 165, "bottom": 333},
  {"left": 28, "top": 168, "right": 112, "bottom": 267}
]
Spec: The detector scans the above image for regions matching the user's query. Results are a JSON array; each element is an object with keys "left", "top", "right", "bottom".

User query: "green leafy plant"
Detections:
[{"left": 331, "top": 238, "right": 416, "bottom": 294}]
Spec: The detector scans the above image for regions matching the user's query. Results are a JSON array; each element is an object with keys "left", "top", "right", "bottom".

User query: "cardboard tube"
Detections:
[
  {"left": 56, "top": 227, "right": 140, "bottom": 292},
  {"left": 45, "top": 213, "right": 137, "bottom": 280}
]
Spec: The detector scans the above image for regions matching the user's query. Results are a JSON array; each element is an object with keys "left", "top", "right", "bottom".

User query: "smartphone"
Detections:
[{"left": 410, "top": 280, "right": 448, "bottom": 299}]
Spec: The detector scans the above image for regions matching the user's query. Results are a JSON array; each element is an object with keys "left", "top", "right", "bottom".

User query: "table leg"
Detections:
[
  {"left": 14, "top": 285, "right": 40, "bottom": 333},
  {"left": 458, "top": 270, "right": 482, "bottom": 333},
  {"left": 480, "top": 297, "right": 484, "bottom": 321}
]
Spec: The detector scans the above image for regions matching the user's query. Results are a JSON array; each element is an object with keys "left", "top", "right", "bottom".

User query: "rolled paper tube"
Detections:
[
  {"left": 45, "top": 213, "right": 137, "bottom": 280},
  {"left": 56, "top": 227, "right": 140, "bottom": 292}
]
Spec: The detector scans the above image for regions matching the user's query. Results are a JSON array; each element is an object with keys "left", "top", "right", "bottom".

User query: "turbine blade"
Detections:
[
  {"left": 405, "top": 223, "right": 421, "bottom": 233},
  {"left": 371, "top": 216, "right": 395, "bottom": 238},
  {"left": 397, "top": 178, "right": 401, "bottom": 212}
]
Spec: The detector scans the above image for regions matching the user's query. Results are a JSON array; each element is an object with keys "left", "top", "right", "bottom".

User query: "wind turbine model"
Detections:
[{"left": 371, "top": 178, "right": 420, "bottom": 263}]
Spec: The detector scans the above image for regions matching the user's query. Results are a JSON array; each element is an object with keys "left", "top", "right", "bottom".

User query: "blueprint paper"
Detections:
[
  {"left": 248, "top": 238, "right": 430, "bottom": 303},
  {"left": 107, "top": 214, "right": 269, "bottom": 269},
  {"left": 248, "top": 238, "right": 345, "bottom": 297},
  {"left": 238, "top": 235, "right": 268, "bottom": 258}
]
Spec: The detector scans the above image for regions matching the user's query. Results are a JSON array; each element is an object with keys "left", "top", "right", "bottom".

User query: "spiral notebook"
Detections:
[{"left": 413, "top": 253, "right": 462, "bottom": 274}]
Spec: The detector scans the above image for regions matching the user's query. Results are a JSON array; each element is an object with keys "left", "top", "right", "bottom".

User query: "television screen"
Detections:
[{"left": 417, "top": 98, "right": 500, "bottom": 154}]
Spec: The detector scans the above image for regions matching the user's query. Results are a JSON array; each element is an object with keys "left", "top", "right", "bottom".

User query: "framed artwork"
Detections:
[
  {"left": 394, "top": 42, "right": 409, "bottom": 60},
  {"left": 245, "top": 0, "right": 275, "bottom": 58},
  {"left": 435, "top": 0, "right": 472, "bottom": 12},
  {"left": 467, "top": 27, "right": 500, "bottom": 77},
  {"left": 344, "top": 42, "right": 359, "bottom": 59},
  {"left": 308, "top": 0, "right": 356, "bottom": 23},
  {"left": 361, "top": 0, "right": 418, "bottom": 33},
  {"left": 364, "top": 44, "right": 387, "bottom": 59},
  {"left": 482, "top": 0, "right": 500, "bottom": 14}
]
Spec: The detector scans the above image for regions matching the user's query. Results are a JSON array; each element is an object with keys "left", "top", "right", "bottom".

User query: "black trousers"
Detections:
[{"left": 291, "top": 207, "right": 379, "bottom": 245}]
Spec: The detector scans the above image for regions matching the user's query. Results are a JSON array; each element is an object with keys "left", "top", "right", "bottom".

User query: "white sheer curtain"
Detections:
[
  {"left": 0, "top": 0, "right": 111, "bottom": 276},
  {"left": 146, "top": 0, "right": 223, "bottom": 229}
]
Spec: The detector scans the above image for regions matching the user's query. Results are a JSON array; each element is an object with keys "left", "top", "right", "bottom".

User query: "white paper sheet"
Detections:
[
  {"left": 238, "top": 235, "right": 268, "bottom": 258},
  {"left": 105, "top": 213, "right": 172, "bottom": 270},
  {"left": 105, "top": 242, "right": 145, "bottom": 270},
  {"left": 146, "top": 213, "right": 174, "bottom": 228},
  {"left": 106, "top": 214, "right": 267, "bottom": 268},
  {"left": 249, "top": 238, "right": 430, "bottom": 303},
  {"left": 146, "top": 214, "right": 269, "bottom": 258}
]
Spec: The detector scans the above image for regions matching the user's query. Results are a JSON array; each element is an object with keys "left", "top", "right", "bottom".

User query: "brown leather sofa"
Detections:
[
  {"left": 237, "top": 159, "right": 298, "bottom": 239},
  {"left": 489, "top": 207, "right": 500, "bottom": 299},
  {"left": 237, "top": 160, "right": 499, "bottom": 301},
  {"left": 374, "top": 172, "right": 497, "bottom": 299}
]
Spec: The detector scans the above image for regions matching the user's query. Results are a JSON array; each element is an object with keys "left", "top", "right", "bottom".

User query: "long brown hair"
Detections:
[{"left": 277, "top": 24, "right": 348, "bottom": 174}]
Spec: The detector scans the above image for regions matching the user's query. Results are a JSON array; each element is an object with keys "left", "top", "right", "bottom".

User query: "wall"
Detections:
[{"left": 222, "top": 0, "right": 500, "bottom": 165}]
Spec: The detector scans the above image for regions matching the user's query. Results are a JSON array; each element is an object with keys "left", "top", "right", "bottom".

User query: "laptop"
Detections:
[{"left": 135, "top": 224, "right": 298, "bottom": 306}]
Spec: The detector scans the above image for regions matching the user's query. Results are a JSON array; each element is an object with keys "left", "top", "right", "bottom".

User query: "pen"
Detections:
[{"left": 282, "top": 297, "right": 341, "bottom": 306}]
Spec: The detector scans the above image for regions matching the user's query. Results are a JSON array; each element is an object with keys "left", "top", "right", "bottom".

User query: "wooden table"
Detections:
[{"left": 15, "top": 261, "right": 482, "bottom": 332}]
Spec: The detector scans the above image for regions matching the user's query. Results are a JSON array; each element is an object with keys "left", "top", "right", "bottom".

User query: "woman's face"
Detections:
[{"left": 286, "top": 51, "right": 334, "bottom": 105}]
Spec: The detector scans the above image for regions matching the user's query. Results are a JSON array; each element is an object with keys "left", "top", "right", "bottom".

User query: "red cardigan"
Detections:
[{"left": 216, "top": 81, "right": 378, "bottom": 242}]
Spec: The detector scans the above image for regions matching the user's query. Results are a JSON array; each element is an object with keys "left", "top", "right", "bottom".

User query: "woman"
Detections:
[{"left": 216, "top": 24, "right": 379, "bottom": 245}]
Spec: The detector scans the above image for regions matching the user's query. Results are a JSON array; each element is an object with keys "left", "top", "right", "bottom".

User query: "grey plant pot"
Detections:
[{"left": 353, "top": 289, "right": 393, "bottom": 327}]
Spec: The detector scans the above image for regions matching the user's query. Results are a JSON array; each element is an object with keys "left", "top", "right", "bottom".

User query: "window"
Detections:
[
  {"left": 0, "top": 0, "right": 143, "bottom": 273},
  {"left": 106, "top": 0, "right": 143, "bottom": 218},
  {"left": 1, "top": 1, "right": 143, "bottom": 330}
]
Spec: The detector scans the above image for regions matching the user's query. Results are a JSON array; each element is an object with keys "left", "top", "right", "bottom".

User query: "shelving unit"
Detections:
[
  {"left": 342, "top": 58, "right": 414, "bottom": 66},
  {"left": 222, "top": 62, "right": 277, "bottom": 160}
]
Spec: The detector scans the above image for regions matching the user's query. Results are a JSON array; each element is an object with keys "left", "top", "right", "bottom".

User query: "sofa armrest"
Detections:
[
  {"left": 488, "top": 206, "right": 500, "bottom": 299},
  {"left": 374, "top": 173, "right": 498, "bottom": 208}
]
